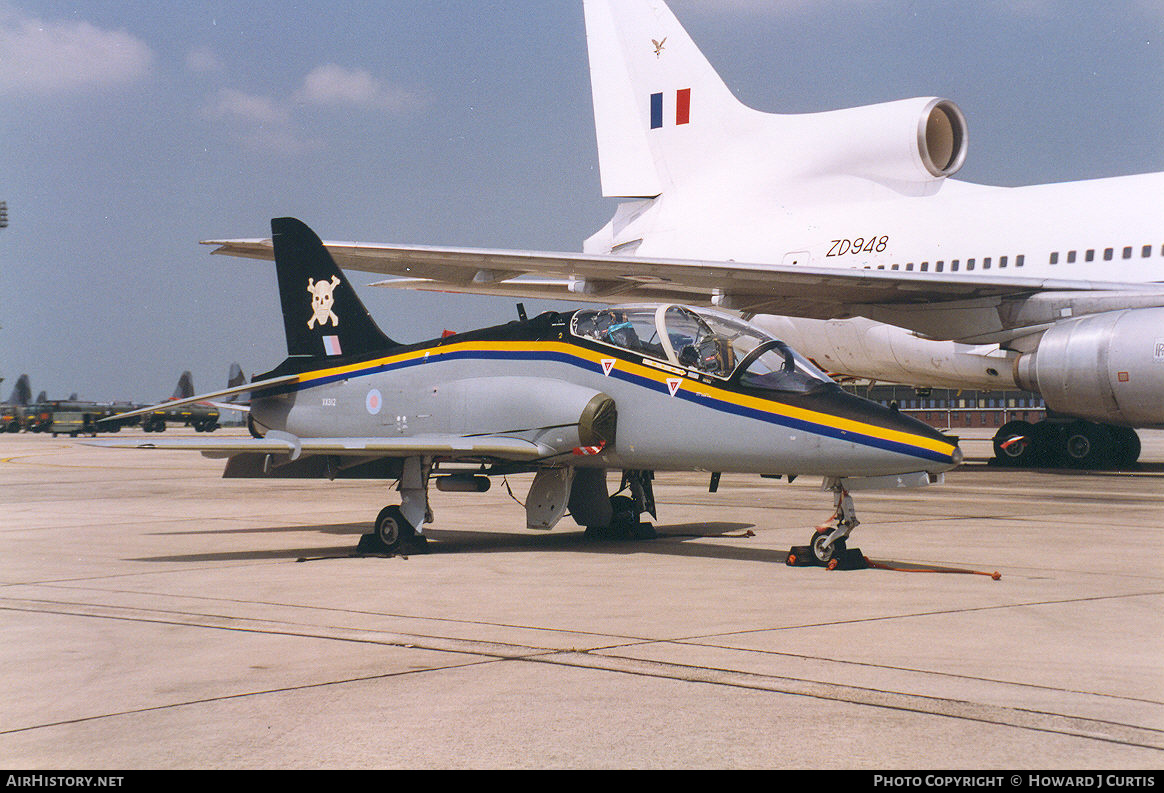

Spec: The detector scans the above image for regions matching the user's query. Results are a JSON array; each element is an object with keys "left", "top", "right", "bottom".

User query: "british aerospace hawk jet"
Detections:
[{"left": 96, "top": 218, "right": 961, "bottom": 565}]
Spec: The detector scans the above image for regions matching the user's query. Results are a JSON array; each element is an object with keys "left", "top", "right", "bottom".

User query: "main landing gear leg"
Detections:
[
  {"left": 583, "top": 470, "right": 658, "bottom": 541},
  {"left": 358, "top": 456, "right": 432, "bottom": 555},
  {"left": 786, "top": 478, "right": 868, "bottom": 570}
]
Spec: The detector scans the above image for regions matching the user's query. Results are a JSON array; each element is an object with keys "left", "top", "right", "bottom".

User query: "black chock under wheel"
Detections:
[
  {"left": 356, "top": 533, "right": 389, "bottom": 554},
  {"left": 786, "top": 546, "right": 868, "bottom": 571}
]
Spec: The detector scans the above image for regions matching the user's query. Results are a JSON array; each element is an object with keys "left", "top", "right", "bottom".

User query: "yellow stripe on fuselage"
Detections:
[{"left": 291, "top": 340, "right": 955, "bottom": 458}]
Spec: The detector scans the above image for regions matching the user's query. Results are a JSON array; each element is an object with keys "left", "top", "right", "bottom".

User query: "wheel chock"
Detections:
[
  {"left": 355, "top": 532, "right": 429, "bottom": 556},
  {"left": 356, "top": 533, "right": 387, "bottom": 554},
  {"left": 785, "top": 545, "right": 868, "bottom": 570},
  {"left": 832, "top": 548, "right": 868, "bottom": 570},
  {"left": 786, "top": 545, "right": 814, "bottom": 566}
]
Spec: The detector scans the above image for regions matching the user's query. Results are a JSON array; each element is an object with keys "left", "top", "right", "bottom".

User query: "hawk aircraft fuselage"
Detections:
[
  {"left": 247, "top": 303, "right": 959, "bottom": 481},
  {"left": 98, "top": 218, "right": 959, "bottom": 564}
]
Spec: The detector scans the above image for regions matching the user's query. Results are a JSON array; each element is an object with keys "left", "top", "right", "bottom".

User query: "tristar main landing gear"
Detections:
[{"left": 992, "top": 418, "right": 1141, "bottom": 470}]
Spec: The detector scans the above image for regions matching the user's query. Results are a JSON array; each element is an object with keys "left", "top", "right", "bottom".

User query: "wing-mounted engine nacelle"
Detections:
[
  {"left": 797, "top": 97, "right": 968, "bottom": 187},
  {"left": 1014, "top": 307, "right": 1164, "bottom": 428}
]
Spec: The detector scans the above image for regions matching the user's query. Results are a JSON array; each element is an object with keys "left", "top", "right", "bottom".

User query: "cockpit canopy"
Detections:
[{"left": 570, "top": 304, "right": 835, "bottom": 394}]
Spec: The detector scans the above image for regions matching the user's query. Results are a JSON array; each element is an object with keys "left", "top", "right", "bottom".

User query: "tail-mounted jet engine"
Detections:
[{"left": 792, "top": 97, "right": 968, "bottom": 186}]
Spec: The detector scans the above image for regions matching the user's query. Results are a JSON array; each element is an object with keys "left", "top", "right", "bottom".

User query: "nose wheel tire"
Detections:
[
  {"left": 811, "top": 531, "right": 845, "bottom": 564},
  {"left": 786, "top": 480, "right": 866, "bottom": 570},
  {"left": 788, "top": 532, "right": 866, "bottom": 570}
]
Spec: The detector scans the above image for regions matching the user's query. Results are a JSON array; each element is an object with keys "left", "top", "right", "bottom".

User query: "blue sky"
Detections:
[{"left": 2, "top": 1, "right": 1162, "bottom": 403}]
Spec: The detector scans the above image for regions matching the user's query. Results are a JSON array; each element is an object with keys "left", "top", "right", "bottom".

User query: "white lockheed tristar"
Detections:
[{"left": 204, "top": 0, "right": 1164, "bottom": 470}]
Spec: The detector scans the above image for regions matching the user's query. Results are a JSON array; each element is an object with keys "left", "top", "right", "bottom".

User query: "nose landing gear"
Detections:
[{"left": 786, "top": 479, "right": 868, "bottom": 570}]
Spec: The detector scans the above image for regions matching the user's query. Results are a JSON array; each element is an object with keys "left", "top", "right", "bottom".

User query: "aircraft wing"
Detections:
[
  {"left": 203, "top": 237, "right": 1164, "bottom": 340},
  {"left": 85, "top": 433, "right": 553, "bottom": 462}
]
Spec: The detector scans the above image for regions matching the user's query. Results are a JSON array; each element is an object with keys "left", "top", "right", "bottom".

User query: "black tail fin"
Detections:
[
  {"left": 271, "top": 217, "right": 396, "bottom": 359},
  {"left": 7, "top": 374, "right": 31, "bottom": 406},
  {"left": 173, "top": 371, "right": 194, "bottom": 400},
  {"left": 226, "top": 362, "right": 245, "bottom": 389}
]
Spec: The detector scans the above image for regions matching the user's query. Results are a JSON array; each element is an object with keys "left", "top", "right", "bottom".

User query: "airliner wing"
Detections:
[{"left": 204, "top": 237, "right": 1164, "bottom": 340}]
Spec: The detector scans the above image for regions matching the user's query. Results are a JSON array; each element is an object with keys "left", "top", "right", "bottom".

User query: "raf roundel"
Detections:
[{"left": 365, "top": 388, "right": 382, "bottom": 415}]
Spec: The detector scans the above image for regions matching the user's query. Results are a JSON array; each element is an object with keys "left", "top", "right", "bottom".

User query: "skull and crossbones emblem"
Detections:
[{"left": 307, "top": 275, "right": 341, "bottom": 329}]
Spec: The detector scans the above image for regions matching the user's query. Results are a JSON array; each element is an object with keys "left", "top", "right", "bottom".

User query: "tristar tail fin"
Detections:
[
  {"left": 271, "top": 217, "right": 396, "bottom": 359},
  {"left": 583, "top": 0, "right": 752, "bottom": 197}
]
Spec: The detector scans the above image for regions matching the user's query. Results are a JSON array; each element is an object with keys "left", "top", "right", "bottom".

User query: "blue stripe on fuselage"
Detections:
[{"left": 263, "top": 346, "right": 951, "bottom": 464}]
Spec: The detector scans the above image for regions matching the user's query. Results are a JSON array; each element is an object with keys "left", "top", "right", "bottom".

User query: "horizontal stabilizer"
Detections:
[{"left": 96, "top": 374, "right": 299, "bottom": 423}]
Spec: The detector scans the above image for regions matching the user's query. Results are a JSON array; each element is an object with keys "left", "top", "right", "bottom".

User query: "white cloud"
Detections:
[
  {"left": 0, "top": 7, "right": 153, "bottom": 96},
  {"left": 202, "top": 88, "right": 317, "bottom": 154},
  {"left": 185, "top": 45, "right": 224, "bottom": 75},
  {"left": 239, "top": 125, "right": 321, "bottom": 156},
  {"left": 204, "top": 88, "right": 289, "bottom": 126},
  {"left": 203, "top": 64, "right": 421, "bottom": 155},
  {"left": 294, "top": 63, "right": 418, "bottom": 111}
]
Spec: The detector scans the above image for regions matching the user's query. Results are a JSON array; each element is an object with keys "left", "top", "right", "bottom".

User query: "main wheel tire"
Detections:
[
  {"left": 609, "top": 495, "right": 638, "bottom": 527},
  {"left": 585, "top": 495, "right": 652, "bottom": 541},
  {"left": 1062, "top": 421, "right": 1113, "bottom": 469},
  {"left": 375, "top": 506, "right": 414, "bottom": 553},
  {"left": 1108, "top": 426, "right": 1141, "bottom": 468},
  {"left": 993, "top": 420, "right": 1037, "bottom": 466}
]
